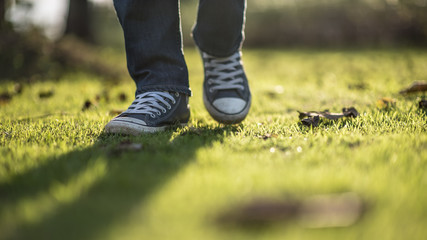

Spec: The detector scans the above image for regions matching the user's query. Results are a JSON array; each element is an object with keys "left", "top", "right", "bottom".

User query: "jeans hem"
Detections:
[
  {"left": 192, "top": 33, "right": 243, "bottom": 58},
  {"left": 136, "top": 85, "right": 192, "bottom": 96}
]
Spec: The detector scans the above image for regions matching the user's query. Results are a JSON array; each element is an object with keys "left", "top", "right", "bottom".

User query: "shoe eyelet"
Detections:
[
  {"left": 167, "top": 105, "right": 172, "bottom": 110},
  {"left": 162, "top": 109, "right": 166, "bottom": 113},
  {"left": 150, "top": 114, "right": 156, "bottom": 118},
  {"left": 172, "top": 100, "right": 176, "bottom": 104},
  {"left": 175, "top": 92, "right": 179, "bottom": 97},
  {"left": 209, "top": 89, "right": 214, "bottom": 93},
  {"left": 157, "top": 111, "right": 161, "bottom": 116}
]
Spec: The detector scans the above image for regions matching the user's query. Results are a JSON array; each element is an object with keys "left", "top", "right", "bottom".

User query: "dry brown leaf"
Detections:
[
  {"left": 218, "top": 198, "right": 300, "bottom": 225},
  {"left": 218, "top": 192, "right": 365, "bottom": 228},
  {"left": 118, "top": 93, "right": 127, "bottom": 102},
  {"left": 348, "top": 82, "right": 367, "bottom": 90},
  {"left": 0, "top": 84, "right": 25, "bottom": 105},
  {"left": 298, "top": 107, "right": 359, "bottom": 120},
  {"left": 95, "top": 90, "right": 111, "bottom": 103},
  {"left": 0, "top": 92, "right": 12, "bottom": 105},
  {"left": 38, "top": 90, "right": 54, "bottom": 99},
  {"left": 82, "top": 100, "right": 94, "bottom": 111},
  {"left": 399, "top": 81, "right": 427, "bottom": 95},
  {"left": 301, "top": 116, "right": 320, "bottom": 127},
  {"left": 376, "top": 97, "right": 396, "bottom": 109},
  {"left": 259, "top": 133, "right": 279, "bottom": 140}
]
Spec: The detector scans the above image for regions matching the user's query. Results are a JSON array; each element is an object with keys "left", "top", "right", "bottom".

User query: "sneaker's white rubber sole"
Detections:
[
  {"left": 105, "top": 118, "right": 187, "bottom": 135},
  {"left": 203, "top": 94, "right": 251, "bottom": 124}
]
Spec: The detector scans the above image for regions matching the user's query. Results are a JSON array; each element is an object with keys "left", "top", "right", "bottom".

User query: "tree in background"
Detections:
[
  {"left": 64, "top": 0, "right": 93, "bottom": 42},
  {"left": 0, "top": 0, "right": 6, "bottom": 30}
]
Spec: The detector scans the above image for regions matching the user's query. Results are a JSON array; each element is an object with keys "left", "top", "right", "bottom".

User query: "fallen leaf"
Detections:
[
  {"left": 38, "top": 90, "right": 54, "bottom": 99},
  {"left": 259, "top": 133, "right": 278, "bottom": 140},
  {"left": 218, "top": 192, "right": 366, "bottom": 228},
  {"left": 118, "top": 93, "right": 127, "bottom": 102},
  {"left": 301, "top": 116, "right": 320, "bottom": 127},
  {"left": 348, "top": 83, "right": 367, "bottom": 90},
  {"left": 82, "top": 100, "right": 94, "bottom": 111},
  {"left": 96, "top": 90, "right": 110, "bottom": 103},
  {"left": 376, "top": 97, "right": 396, "bottom": 109},
  {"left": 265, "top": 91, "right": 279, "bottom": 99},
  {"left": 0, "top": 92, "right": 12, "bottom": 105},
  {"left": 399, "top": 81, "right": 427, "bottom": 95},
  {"left": 298, "top": 107, "right": 359, "bottom": 120},
  {"left": 342, "top": 107, "right": 359, "bottom": 117},
  {"left": 218, "top": 198, "right": 300, "bottom": 225}
]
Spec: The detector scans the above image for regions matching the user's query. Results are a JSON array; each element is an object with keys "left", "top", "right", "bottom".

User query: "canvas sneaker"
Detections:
[
  {"left": 105, "top": 91, "right": 190, "bottom": 135},
  {"left": 202, "top": 51, "right": 251, "bottom": 124}
]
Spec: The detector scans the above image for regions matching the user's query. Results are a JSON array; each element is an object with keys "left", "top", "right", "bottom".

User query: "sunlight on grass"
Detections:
[{"left": 0, "top": 48, "right": 426, "bottom": 240}]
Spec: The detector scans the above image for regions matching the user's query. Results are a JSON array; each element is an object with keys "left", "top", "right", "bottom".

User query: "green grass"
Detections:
[{"left": 1, "top": 48, "right": 426, "bottom": 240}]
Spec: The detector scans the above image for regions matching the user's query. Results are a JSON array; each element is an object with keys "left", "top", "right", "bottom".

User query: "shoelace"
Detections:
[
  {"left": 123, "top": 92, "right": 177, "bottom": 118},
  {"left": 203, "top": 52, "right": 245, "bottom": 92}
]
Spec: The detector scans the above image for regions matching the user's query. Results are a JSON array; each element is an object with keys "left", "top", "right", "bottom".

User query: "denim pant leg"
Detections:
[
  {"left": 113, "top": 0, "right": 191, "bottom": 96},
  {"left": 193, "top": 0, "right": 247, "bottom": 57}
]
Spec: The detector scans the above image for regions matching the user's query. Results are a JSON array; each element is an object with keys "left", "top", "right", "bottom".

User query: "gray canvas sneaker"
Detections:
[
  {"left": 202, "top": 51, "right": 251, "bottom": 124},
  {"left": 105, "top": 91, "right": 190, "bottom": 135}
]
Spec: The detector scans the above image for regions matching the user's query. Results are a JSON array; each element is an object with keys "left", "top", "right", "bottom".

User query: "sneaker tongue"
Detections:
[{"left": 215, "top": 89, "right": 242, "bottom": 99}]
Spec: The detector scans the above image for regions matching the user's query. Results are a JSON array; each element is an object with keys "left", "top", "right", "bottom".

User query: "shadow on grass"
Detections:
[{"left": 0, "top": 126, "right": 236, "bottom": 240}]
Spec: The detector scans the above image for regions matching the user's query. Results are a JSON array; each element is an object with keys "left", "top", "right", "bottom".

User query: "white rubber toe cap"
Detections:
[
  {"left": 108, "top": 117, "right": 147, "bottom": 126},
  {"left": 105, "top": 117, "right": 148, "bottom": 135},
  {"left": 212, "top": 98, "right": 247, "bottom": 114}
]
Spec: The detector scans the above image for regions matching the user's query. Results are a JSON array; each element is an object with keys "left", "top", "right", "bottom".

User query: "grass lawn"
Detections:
[{"left": 1, "top": 48, "right": 426, "bottom": 240}]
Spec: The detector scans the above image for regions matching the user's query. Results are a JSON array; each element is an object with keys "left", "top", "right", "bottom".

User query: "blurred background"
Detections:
[{"left": 1, "top": 0, "right": 427, "bottom": 81}]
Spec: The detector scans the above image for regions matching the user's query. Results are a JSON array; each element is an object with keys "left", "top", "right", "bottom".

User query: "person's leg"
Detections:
[
  {"left": 193, "top": 0, "right": 246, "bottom": 57},
  {"left": 193, "top": 0, "right": 251, "bottom": 124},
  {"left": 113, "top": 0, "right": 191, "bottom": 96},
  {"left": 105, "top": 0, "right": 190, "bottom": 135}
]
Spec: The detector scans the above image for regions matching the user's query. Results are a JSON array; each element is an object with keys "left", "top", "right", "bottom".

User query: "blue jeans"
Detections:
[{"left": 113, "top": 0, "right": 247, "bottom": 96}]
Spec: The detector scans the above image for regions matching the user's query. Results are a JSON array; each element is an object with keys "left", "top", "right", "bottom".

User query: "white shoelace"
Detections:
[
  {"left": 203, "top": 52, "right": 245, "bottom": 92},
  {"left": 123, "top": 92, "right": 176, "bottom": 118}
]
